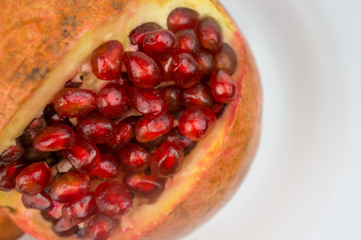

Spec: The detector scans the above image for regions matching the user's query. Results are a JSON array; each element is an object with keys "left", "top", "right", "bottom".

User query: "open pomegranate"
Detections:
[{"left": 0, "top": 0, "right": 261, "bottom": 239}]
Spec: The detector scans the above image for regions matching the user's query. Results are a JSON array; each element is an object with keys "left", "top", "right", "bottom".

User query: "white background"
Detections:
[{"left": 21, "top": 0, "right": 361, "bottom": 239}]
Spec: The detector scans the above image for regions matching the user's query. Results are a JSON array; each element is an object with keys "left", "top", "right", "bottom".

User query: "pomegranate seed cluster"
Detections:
[{"left": 0, "top": 7, "right": 239, "bottom": 240}]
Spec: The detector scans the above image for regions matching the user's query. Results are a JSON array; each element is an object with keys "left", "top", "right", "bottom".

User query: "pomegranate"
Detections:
[{"left": 0, "top": 1, "right": 261, "bottom": 240}]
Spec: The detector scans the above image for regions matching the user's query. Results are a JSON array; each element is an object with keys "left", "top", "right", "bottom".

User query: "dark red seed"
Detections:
[
  {"left": 172, "top": 108, "right": 185, "bottom": 121},
  {"left": 63, "top": 136, "right": 101, "bottom": 173},
  {"left": 108, "top": 117, "right": 137, "bottom": 147},
  {"left": 116, "top": 73, "right": 134, "bottom": 92},
  {"left": 168, "top": 53, "right": 203, "bottom": 88},
  {"left": 175, "top": 29, "right": 201, "bottom": 56},
  {"left": 150, "top": 142, "right": 184, "bottom": 179},
  {"left": 91, "top": 40, "right": 124, "bottom": 80},
  {"left": 160, "top": 85, "right": 182, "bottom": 112},
  {"left": 76, "top": 112, "right": 115, "bottom": 144},
  {"left": 209, "top": 70, "right": 237, "bottom": 103},
  {"left": 123, "top": 173, "right": 164, "bottom": 198},
  {"left": 180, "top": 83, "right": 214, "bottom": 107},
  {"left": 65, "top": 79, "right": 82, "bottom": 88},
  {"left": 143, "top": 29, "right": 179, "bottom": 61},
  {"left": 118, "top": 143, "right": 150, "bottom": 173},
  {"left": 213, "top": 43, "right": 238, "bottom": 75},
  {"left": 135, "top": 114, "right": 174, "bottom": 143},
  {"left": 22, "top": 192, "right": 53, "bottom": 210},
  {"left": 62, "top": 194, "right": 98, "bottom": 224},
  {"left": 178, "top": 106, "right": 216, "bottom": 141},
  {"left": 15, "top": 162, "right": 51, "bottom": 195},
  {"left": 50, "top": 172, "right": 91, "bottom": 204},
  {"left": 85, "top": 214, "right": 117, "bottom": 240},
  {"left": 33, "top": 124, "right": 76, "bottom": 152},
  {"left": 128, "top": 87, "right": 167, "bottom": 119},
  {"left": 163, "top": 127, "right": 196, "bottom": 154},
  {"left": 196, "top": 50, "right": 216, "bottom": 77},
  {"left": 135, "top": 135, "right": 165, "bottom": 155},
  {"left": 167, "top": 7, "right": 200, "bottom": 32},
  {"left": 123, "top": 51, "right": 161, "bottom": 88},
  {"left": 41, "top": 202, "right": 64, "bottom": 222},
  {"left": 0, "top": 140, "right": 24, "bottom": 164},
  {"left": 21, "top": 117, "right": 47, "bottom": 146},
  {"left": 211, "top": 103, "right": 225, "bottom": 117},
  {"left": 53, "top": 217, "right": 78, "bottom": 237},
  {"left": 196, "top": 17, "right": 223, "bottom": 52},
  {"left": 22, "top": 147, "right": 51, "bottom": 162},
  {"left": 43, "top": 104, "right": 72, "bottom": 126},
  {"left": 53, "top": 88, "right": 96, "bottom": 118},
  {"left": 0, "top": 161, "right": 27, "bottom": 191},
  {"left": 129, "top": 22, "right": 162, "bottom": 47},
  {"left": 94, "top": 181, "right": 133, "bottom": 217},
  {"left": 90, "top": 154, "right": 120, "bottom": 179},
  {"left": 96, "top": 83, "right": 128, "bottom": 119}
]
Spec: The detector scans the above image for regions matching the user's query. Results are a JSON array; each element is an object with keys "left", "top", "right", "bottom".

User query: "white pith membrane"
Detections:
[{"left": 0, "top": 0, "right": 249, "bottom": 239}]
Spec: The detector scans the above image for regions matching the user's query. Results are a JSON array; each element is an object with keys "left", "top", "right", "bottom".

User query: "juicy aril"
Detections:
[{"left": 0, "top": 0, "right": 262, "bottom": 239}]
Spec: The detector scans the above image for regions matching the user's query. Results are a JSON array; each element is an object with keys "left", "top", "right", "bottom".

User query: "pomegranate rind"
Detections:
[
  {"left": 0, "top": 0, "right": 261, "bottom": 240},
  {"left": 0, "top": 207, "right": 23, "bottom": 240}
]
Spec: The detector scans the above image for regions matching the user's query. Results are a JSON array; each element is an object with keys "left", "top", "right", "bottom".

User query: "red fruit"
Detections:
[
  {"left": 123, "top": 173, "right": 164, "bottom": 198},
  {"left": 0, "top": 140, "right": 24, "bottom": 164},
  {"left": 168, "top": 53, "right": 203, "bottom": 88},
  {"left": 123, "top": 51, "right": 161, "bottom": 88},
  {"left": 214, "top": 43, "right": 238, "bottom": 75},
  {"left": 160, "top": 85, "right": 182, "bottom": 112},
  {"left": 33, "top": 124, "right": 76, "bottom": 152},
  {"left": 44, "top": 104, "right": 72, "bottom": 126},
  {"left": 85, "top": 214, "right": 117, "bottom": 240},
  {"left": 209, "top": 70, "right": 237, "bottom": 103},
  {"left": 90, "top": 154, "right": 120, "bottom": 179},
  {"left": 91, "top": 40, "right": 124, "bottom": 80},
  {"left": 118, "top": 143, "right": 150, "bottom": 173},
  {"left": 163, "top": 127, "right": 196, "bottom": 153},
  {"left": 76, "top": 112, "right": 115, "bottom": 144},
  {"left": 196, "top": 17, "right": 223, "bottom": 52},
  {"left": 196, "top": 50, "right": 216, "bottom": 77},
  {"left": 150, "top": 142, "right": 184, "bottom": 179},
  {"left": 180, "top": 83, "right": 214, "bottom": 107},
  {"left": 50, "top": 172, "right": 91, "bottom": 204},
  {"left": 53, "top": 88, "right": 97, "bottom": 118},
  {"left": 108, "top": 116, "right": 137, "bottom": 147},
  {"left": 128, "top": 87, "right": 167, "bottom": 118},
  {"left": 167, "top": 7, "right": 200, "bottom": 32},
  {"left": 63, "top": 136, "right": 101, "bottom": 173},
  {"left": 96, "top": 83, "right": 128, "bottom": 119},
  {"left": 143, "top": 29, "right": 178, "bottom": 61},
  {"left": 62, "top": 194, "right": 98, "bottom": 224},
  {"left": 21, "top": 116, "right": 47, "bottom": 146},
  {"left": 23, "top": 147, "right": 51, "bottom": 162},
  {"left": 135, "top": 114, "right": 174, "bottom": 143},
  {"left": 116, "top": 73, "right": 134, "bottom": 92},
  {"left": 178, "top": 106, "right": 216, "bottom": 141},
  {"left": 94, "top": 181, "right": 133, "bottom": 217},
  {"left": 0, "top": 161, "right": 26, "bottom": 191},
  {"left": 15, "top": 162, "right": 51, "bottom": 195},
  {"left": 53, "top": 217, "right": 78, "bottom": 237},
  {"left": 41, "top": 202, "right": 64, "bottom": 222},
  {"left": 21, "top": 192, "right": 53, "bottom": 210},
  {"left": 129, "top": 22, "right": 162, "bottom": 47},
  {"left": 211, "top": 102, "right": 225, "bottom": 117},
  {"left": 175, "top": 29, "right": 201, "bottom": 56}
]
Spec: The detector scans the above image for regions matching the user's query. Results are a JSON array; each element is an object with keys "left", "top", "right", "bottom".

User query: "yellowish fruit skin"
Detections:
[{"left": 0, "top": 0, "right": 262, "bottom": 239}]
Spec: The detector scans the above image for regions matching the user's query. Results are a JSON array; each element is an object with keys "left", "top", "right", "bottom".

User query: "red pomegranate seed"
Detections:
[
  {"left": 196, "top": 50, "right": 216, "bottom": 77},
  {"left": 90, "top": 154, "right": 120, "bottom": 179},
  {"left": 0, "top": 161, "right": 26, "bottom": 191},
  {"left": 143, "top": 29, "right": 179, "bottom": 61},
  {"left": 91, "top": 40, "right": 124, "bottom": 80},
  {"left": 168, "top": 53, "right": 203, "bottom": 88},
  {"left": 135, "top": 114, "right": 174, "bottom": 143},
  {"left": 76, "top": 112, "right": 115, "bottom": 144},
  {"left": 118, "top": 143, "right": 150, "bottom": 173},
  {"left": 196, "top": 17, "right": 223, "bottom": 52},
  {"left": 53, "top": 217, "right": 78, "bottom": 237},
  {"left": 178, "top": 106, "right": 216, "bottom": 141},
  {"left": 0, "top": 140, "right": 24, "bottom": 164},
  {"left": 94, "top": 181, "right": 133, "bottom": 217},
  {"left": 180, "top": 83, "right": 214, "bottom": 107},
  {"left": 63, "top": 136, "right": 101, "bottom": 173},
  {"left": 116, "top": 73, "right": 134, "bottom": 92},
  {"left": 123, "top": 51, "right": 161, "bottom": 88},
  {"left": 62, "top": 194, "right": 98, "bottom": 224},
  {"left": 96, "top": 83, "right": 128, "bottom": 119},
  {"left": 44, "top": 104, "right": 72, "bottom": 126},
  {"left": 85, "top": 214, "right": 117, "bottom": 240},
  {"left": 21, "top": 116, "right": 47, "bottom": 145},
  {"left": 128, "top": 87, "right": 168, "bottom": 119},
  {"left": 42, "top": 202, "right": 64, "bottom": 222},
  {"left": 33, "top": 124, "right": 76, "bottom": 152},
  {"left": 15, "top": 162, "right": 51, "bottom": 195},
  {"left": 108, "top": 116, "right": 137, "bottom": 147},
  {"left": 167, "top": 7, "right": 200, "bottom": 32},
  {"left": 50, "top": 172, "right": 91, "bottom": 204},
  {"left": 22, "top": 192, "right": 53, "bottom": 210},
  {"left": 23, "top": 147, "right": 51, "bottom": 162},
  {"left": 211, "top": 103, "right": 226, "bottom": 117},
  {"left": 129, "top": 22, "right": 162, "bottom": 47},
  {"left": 175, "top": 29, "right": 201, "bottom": 56},
  {"left": 209, "top": 70, "right": 237, "bottom": 103},
  {"left": 160, "top": 85, "right": 182, "bottom": 112},
  {"left": 214, "top": 43, "right": 238, "bottom": 75},
  {"left": 124, "top": 173, "right": 164, "bottom": 198},
  {"left": 150, "top": 142, "right": 184, "bottom": 179},
  {"left": 163, "top": 127, "right": 196, "bottom": 154},
  {"left": 53, "top": 88, "right": 96, "bottom": 118}
]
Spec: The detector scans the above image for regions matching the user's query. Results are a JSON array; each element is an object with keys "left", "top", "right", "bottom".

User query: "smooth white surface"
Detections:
[{"left": 20, "top": 0, "right": 361, "bottom": 239}]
